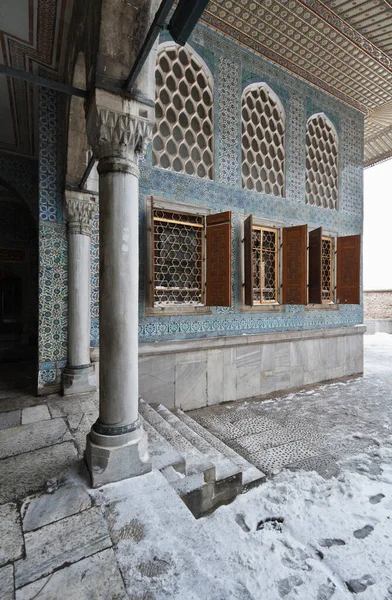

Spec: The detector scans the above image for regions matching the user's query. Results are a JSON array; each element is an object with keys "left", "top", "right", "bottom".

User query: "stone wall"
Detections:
[
  {"left": 364, "top": 291, "right": 392, "bottom": 320},
  {"left": 91, "top": 326, "right": 365, "bottom": 410}
]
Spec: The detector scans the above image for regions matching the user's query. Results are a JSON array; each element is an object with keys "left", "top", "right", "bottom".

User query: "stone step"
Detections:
[
  {"left": 175, "top": 409, "right": 266, "bottom": 488},
  {"left": 139, "top": 400, "right": 216, "bottom": 483},
  {"left": 155, "top": 403, "right": 240, "bottom": 483},
  {"left": 140, "top": 416, "right": 185, "bottom": 474}
]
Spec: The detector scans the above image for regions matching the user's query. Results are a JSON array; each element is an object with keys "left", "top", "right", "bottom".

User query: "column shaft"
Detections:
[
  {"left": 63, "top": 192, "right": 96, "bottom": 395},
  {"left": 68, "top": 233, "right": 91, "bottom": 367},
  {"left": 98, "top": 157, "right": 139, "bottom": 428}
]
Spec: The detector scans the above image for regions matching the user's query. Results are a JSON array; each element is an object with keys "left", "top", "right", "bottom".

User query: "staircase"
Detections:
[{"left": 139, "top": 400, "right": 266, "bottom": 518}]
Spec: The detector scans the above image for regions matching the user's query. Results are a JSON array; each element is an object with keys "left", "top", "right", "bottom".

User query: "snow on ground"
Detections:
[{"left": 90, "top": 334, "right": 392, "bottom": 600}]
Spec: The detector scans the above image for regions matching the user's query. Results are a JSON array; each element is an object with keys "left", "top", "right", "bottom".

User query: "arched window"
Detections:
[
  {"left": 153, "top": 43, "right": 214, "bottom": 179},
  {"left": 241, "top": 83, "right": 285, "bottom": 197},
  {"left": 305, "top": 113, "right": 338, "bottom": 210}
]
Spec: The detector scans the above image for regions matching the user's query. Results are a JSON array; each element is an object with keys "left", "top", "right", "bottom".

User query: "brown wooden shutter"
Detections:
[
  {"left": 282, "top": 224, "right": 307, "bottom": 305},
  {"left": 206, "top": 211, "right": 232, "bottom": 306},
  {"left": 150, "top": 197, "right": 155, "bottom": 307},
  {"left": 336, "top": 234, "right": 360, "bottom": 304},
  {"left": 244, "top": 215, "right": 253, "bottom": 306},
  {"left": 308, "top": 227, "right": 322, "bottom": 304}
]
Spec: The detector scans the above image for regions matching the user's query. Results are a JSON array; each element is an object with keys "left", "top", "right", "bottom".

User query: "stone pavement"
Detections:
[
  {"left": 0, "top": 335, "right": 391, "bottom": 598},
  {"left": 190, "top": 334, "right": 392, "bottom": 478}
]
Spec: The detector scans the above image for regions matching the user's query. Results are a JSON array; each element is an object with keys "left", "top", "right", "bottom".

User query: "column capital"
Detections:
[
  {"left": 86, "top": 89, "right": 155, "bottom": 163},
  {"left": 64, "top": 191, "right": 97, "bottom": 236}
]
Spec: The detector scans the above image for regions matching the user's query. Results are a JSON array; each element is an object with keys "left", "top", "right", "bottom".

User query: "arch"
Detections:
[
  {"left": 241, "top": 82, "right": 286, "bottom": 197},
  {"left": 153, "top": 41, "right": 214, "bottom": 180},
  {"left": 305, "top": 112, "right": 338, "bottom": 210},
  {"left": 66, "top": 52, "right": 89, "bottom": 188}
]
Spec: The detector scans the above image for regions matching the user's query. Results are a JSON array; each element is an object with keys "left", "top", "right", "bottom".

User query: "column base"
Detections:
[
  {"left": 85, "top": 424, "right": 151, "bottom": 487},
  {"left": 63, "top": 365, "right": 97, "bottom": 396}
]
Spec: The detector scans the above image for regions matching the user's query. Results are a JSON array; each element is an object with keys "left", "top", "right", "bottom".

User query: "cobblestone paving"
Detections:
[{"left": 190, "top": 335, "right": 392, "bottom": 477}]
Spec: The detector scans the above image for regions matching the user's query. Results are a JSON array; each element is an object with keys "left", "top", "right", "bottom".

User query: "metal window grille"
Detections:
[
  {"left": 306, "top": 114, "right": 338, "bottom": 210},
  {"left": 153, "top": 209, "right": 204, "bottom": 306},
  {"left": 322, "top": 237, "right": 333, "bottom": 302},
  {"left": 241, "top": 84, "right": 285, "bottom": 197},
  {"left": 153, "top": 43, "right": 214, "bottom": 179},
  {"left": 252, "top": 226, "right": 279, "bottom": 304}
]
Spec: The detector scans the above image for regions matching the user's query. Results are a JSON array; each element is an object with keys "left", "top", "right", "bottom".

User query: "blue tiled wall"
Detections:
[
  {"left": 88, "top": 24, "right": 364, "bottom": 347},
  {"left": 132, "top": 24, "right": 364, "bottom": 343},
  {"left": 38, "top": 88, "right": 68, "bottom": 392}
]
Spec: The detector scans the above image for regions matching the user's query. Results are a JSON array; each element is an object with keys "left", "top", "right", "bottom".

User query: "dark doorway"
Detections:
[{"left": 0, "top": 182, "right": 38, "bottom": 396}]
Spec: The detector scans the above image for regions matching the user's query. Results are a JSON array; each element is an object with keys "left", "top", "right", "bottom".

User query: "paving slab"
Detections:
[
  {"left": 0, "top": 419, "right": 71, "bottom": 459},
  {"left": 15, "top": 507, "right": 112, "bottom": 588},
  {"left": 66, "top": 412, "right": 94, "bottom": 455},
  {"left": 0, "top": 396, "right": 44, "bottom": 413},
  {"left": 21, "top": 405, "right": 51, "bottom": 425},
  {"left": 15, "top": 548, "right": 126, "bottom": 600},
  {"left": 21, "top": 483, "right": 91, "bottom": 532},
  {"left": 0, "top": 503, "right": 24, "bottom": 566},
  {"left": 0, "top": 442, "right": 78, "bottom": 503},
  {"left": 0, "top": 564, "right": 14, "bottom": 600},
  {"left": 0, "top": 410, "right": 20, "bottom": 431}
]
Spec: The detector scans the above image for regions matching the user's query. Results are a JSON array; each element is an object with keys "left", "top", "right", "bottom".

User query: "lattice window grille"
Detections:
[
  {"left": 322, "top": 237, "right": 333, "bottom": 303},
  {"left": 252, "top": 226, "right": 279, "bottom": 304},
  {"left": 306, "top": 114, "right": 339, "bottom": 210},
  {"left": 153, "top": 209, "right": 204, "bottom": 306},
  {"left": 153, "top": 43, "right": 214, "bottom": 180},
  {"left": 242, "top": 84, "right": 285, "bottom": 197}
]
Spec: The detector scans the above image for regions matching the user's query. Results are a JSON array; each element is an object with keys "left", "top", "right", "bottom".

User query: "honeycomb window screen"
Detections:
[
  {"left": 153, "top": 209, "right": 204, "bottom": 306},
  {"left": 322, "top": 237, "right": 333, "bottom": 303},
  {"left": 242, "top": 84, "right": 286, "bottom": 197},
  {"left": 252, "top": 226, "right": 279, "bottom": 304},
  {"left": 306, "top": 114, "right": 338, "bottom": 210},
  {"left": 153, "top": 43, "right": 214, "bottom": 180}
]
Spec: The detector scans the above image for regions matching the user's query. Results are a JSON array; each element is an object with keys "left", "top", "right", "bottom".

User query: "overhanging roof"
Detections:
[
  {"left": 203, "top": 0, "right": 392, "bottom": 167},
  {"left": 0, "top": 0, "right": 392, "bottom": 167}
]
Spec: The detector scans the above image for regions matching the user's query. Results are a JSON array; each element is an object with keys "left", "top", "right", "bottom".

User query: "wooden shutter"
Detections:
[
  {"left": 308, "top": 227, "right": 322, "bottom": 304},
  {"left": 282, "top": 225, "right": 307, "bottom": 305},
  {"left": 150, "top": 197, "right": 155, "bottom": 307},
  {"left": 336, "top": 234, "right": 360, "bottom": 304},
  {"left": 206, "top": 211, "right": 232, "bottom": 306},
  {"left": 244, "top": 215, "right": 253, "bottom": 306}
]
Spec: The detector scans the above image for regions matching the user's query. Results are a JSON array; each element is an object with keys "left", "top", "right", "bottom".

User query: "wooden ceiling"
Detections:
[
  {"left": 203, "top": 0, "right": 392, "bottom": 167},
  {"left": 0, "top": 0, "right": 392, "bottom": 166}
]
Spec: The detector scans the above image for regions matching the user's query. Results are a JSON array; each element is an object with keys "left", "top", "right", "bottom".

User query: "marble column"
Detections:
[
  {"left": 85, "top": 91, "right": 154, "bottom": 487},
  {"left": 63, "top": 191, "right": 97, "bottom": 395}
]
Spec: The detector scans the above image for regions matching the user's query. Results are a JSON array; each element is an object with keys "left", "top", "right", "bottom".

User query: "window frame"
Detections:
[
  {"left": 153, "top": 41, "right": 215, "bottom": 181},
  {"left": 240, "top": 215, "right": 284, "bottom": 313},
  {"left": 306, "top": 230, "right": 338, "bottom": 310},
  {"left": 145, "top": 196, "right": 212, "bottom": 316},
  {"left": 305, "top": 112, "right": 339, "bottom": 211}
]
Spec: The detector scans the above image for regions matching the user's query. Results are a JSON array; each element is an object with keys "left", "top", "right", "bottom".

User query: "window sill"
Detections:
[
  {"left": 240, "top": 304, "right": 285, "bottom": 313},
  {"left": 145, "top": 305, "right": 212, "bottom": 317},
  {"left": 305, "top": 303, "right": 339, "bottom": 311}
]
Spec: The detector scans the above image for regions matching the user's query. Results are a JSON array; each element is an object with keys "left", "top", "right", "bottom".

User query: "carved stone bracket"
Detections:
[
  {"left": 65, "top": 191, "right": 97, "bottom": 236},
  {"left": 86, "top": 90, "right": 155, "bottom": 164}
]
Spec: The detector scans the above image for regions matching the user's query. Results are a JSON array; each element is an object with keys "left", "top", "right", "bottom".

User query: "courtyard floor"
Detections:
[{"left": 0, "top": 333, "right": 391, "bottom": 599}]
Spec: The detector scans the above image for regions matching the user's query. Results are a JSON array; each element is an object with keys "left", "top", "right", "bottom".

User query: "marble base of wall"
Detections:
[
  {"left": 90, "top": 326, "right": 365, "bottom": 411},
  {"left": 364, "top": 320, "right": 392, "bottom": 335}
]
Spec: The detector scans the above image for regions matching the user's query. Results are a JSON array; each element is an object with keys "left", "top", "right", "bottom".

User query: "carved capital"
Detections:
[
  {"left": 86, "top": 90, "right": 155, "bottom": 163},
  {"left": 65, "top": 191, "right": 97, "bottom": 236}
]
